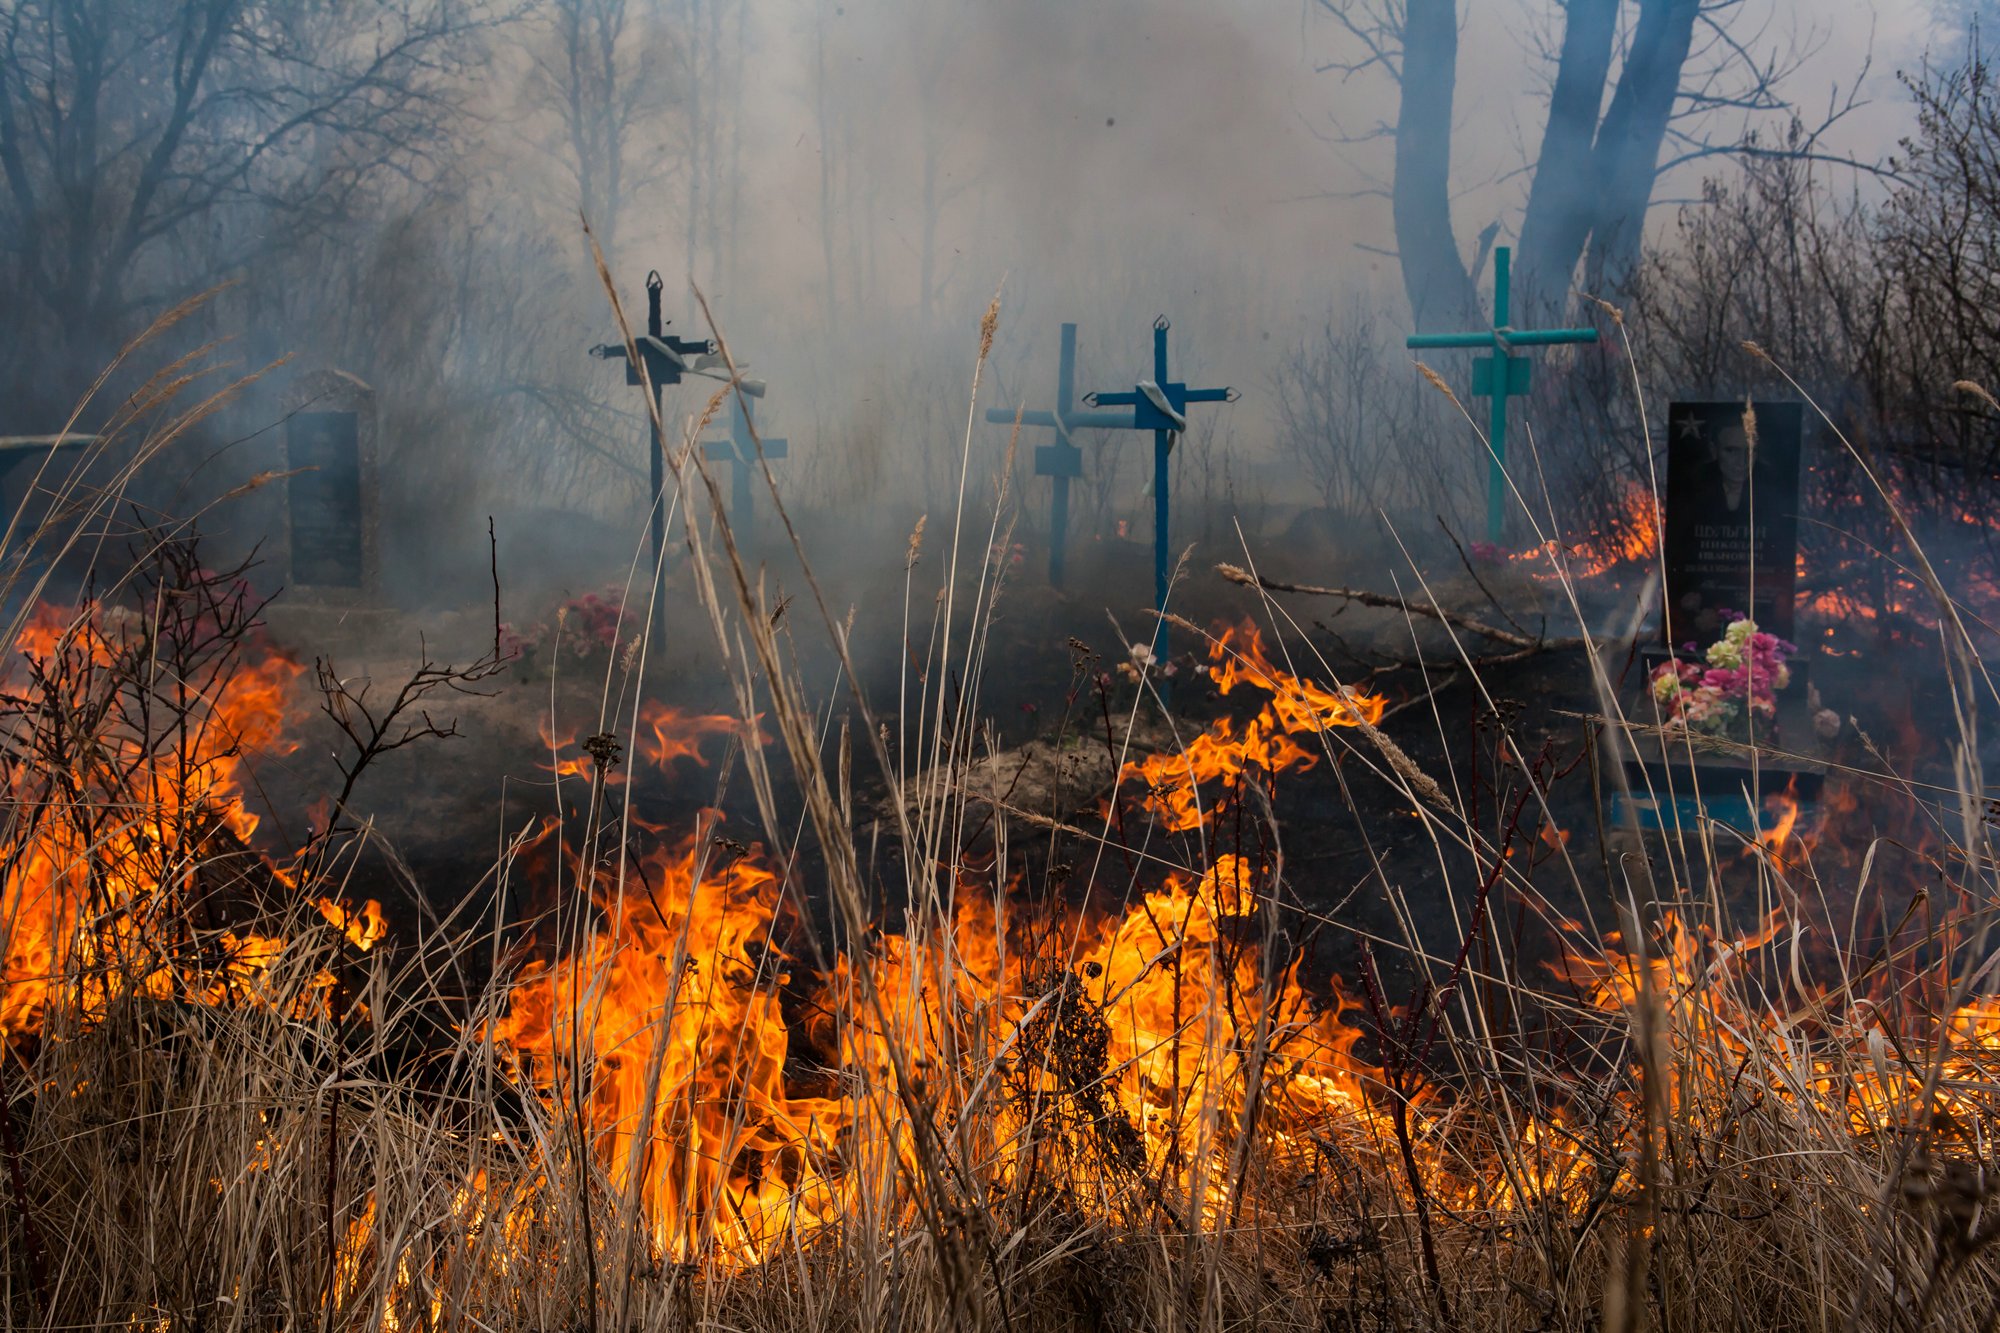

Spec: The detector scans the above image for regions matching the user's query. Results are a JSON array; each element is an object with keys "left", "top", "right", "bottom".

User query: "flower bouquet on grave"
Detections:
[
  {"left": 1648, "top": 614, "right": 1795, "bottom": 746},
  {"left": 499, "top": 588, "right": 634, "bottom": 683}
]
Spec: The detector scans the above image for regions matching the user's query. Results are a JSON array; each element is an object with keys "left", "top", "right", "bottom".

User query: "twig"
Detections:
[{"left": 1438, "top": 513, "right": 1534, "bottom": 638}]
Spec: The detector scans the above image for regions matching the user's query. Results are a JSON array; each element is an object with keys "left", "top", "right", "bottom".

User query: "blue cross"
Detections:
[
  {"left": 984, "top": 322, "right": 1127, "bottom": 586},
  {"left": 1085, "top": 316, "right": 1234, "bottom": 663},
  {"left": 1405, "top": 247, "right": 1599, "bottom": 544},
  {"left": 702, "top": 394, "right": 786, "bottom": 553}
]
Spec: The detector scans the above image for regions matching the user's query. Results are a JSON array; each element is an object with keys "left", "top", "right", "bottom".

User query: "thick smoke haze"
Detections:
[{"left": 0, "top": 0, "right": 1955, "bottom": 614}]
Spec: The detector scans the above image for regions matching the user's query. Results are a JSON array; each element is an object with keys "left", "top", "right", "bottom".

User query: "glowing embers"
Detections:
[{"left": 1121, "top": 621, "right": 1385, "bottom": 832}]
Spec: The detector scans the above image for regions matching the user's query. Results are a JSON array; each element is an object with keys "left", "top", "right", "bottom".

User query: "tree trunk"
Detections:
[
  {"left": 1392, "top": 0, "right": 1475, "bottom": 330},
  {"left": 1585, "top": 0, "right": 1701, "bottom": 294},
  {"left": 1515, "top": 0, "right": 1619, "bottom": 317}
]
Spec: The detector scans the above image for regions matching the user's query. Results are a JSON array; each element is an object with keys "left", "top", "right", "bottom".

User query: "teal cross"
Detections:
[
  {"left": 702, "top": 394, "right": 785, "bottom": 553},
  {"left": 1405, "top": 247, "right": 1599, "bottom": 544},
  {"left": 984, "top": 322, "right": 1127, "bottom": 587}
]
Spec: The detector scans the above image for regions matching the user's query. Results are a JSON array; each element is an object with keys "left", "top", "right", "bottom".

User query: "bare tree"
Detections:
[
  {"left": 529, "top": 0, "right": 676, "bottom": 262},
  {"left": 1313, "top": 0, "right": 1878, "bottom": 327},
  {"left": 0, "top": 0, "right": 498, "bottom": 409},
  {"left": 1271, "top": 305, "right": 1453, "bottom": 519}
]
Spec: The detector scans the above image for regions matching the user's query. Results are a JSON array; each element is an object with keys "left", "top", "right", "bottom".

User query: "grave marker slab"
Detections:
[
  {"left": 1662, "top": 400, "right": 1802, "bottom": 648},
  {"left": 282, "top": 370, "right": 379, "bottom": 601},
  {"left": 1615, "top": 398, "right": 1821, "bottom": 838}
]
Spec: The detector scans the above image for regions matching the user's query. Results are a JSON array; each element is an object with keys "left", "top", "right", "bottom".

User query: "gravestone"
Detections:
[
  {"left": 282, "top": 371, "right": 378, "bottom": 601},
  {"left": 1662, "top": 400, "right": 1803, "bottom": 648},
  {"left": 1614, "top": 399, "right": 1820, "bottom": 837}
]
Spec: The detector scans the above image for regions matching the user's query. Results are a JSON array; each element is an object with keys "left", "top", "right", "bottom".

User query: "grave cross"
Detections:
[
  {"left": 702, "top": 395, "right": 786, "bottom": 553},
  {"left": 589, "top": 270, "right": 715, "bottom": 642},
  {"left": 984, "top": 322, "right": 1128, "bottom": 587},
  {"left": 1405, "top": 246, "right": 1600, "bottom": 544},
  {"left": 1085, "top": 316, "right": 1235, "bottom": 662}
]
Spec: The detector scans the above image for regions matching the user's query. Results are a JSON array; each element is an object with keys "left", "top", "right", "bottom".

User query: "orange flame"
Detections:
[
  {"left": 0, "top": 599, "right": 377, "bottom": 1036},
  {"left": 13, "top": 595, "right": 2000, "bottom": 1289},
  {"left": 1122, "top": 622, "right": 1384, "bottom": 831}
]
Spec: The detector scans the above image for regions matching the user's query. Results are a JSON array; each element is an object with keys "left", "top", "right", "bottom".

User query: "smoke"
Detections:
[{"left": 0, "top": 0, "right": 1941, "bottom": 623}]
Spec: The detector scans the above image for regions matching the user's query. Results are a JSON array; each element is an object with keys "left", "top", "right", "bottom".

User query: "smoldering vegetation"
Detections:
[{"left": 10, "top": 2, "right": 2000, "bottom": 1332}]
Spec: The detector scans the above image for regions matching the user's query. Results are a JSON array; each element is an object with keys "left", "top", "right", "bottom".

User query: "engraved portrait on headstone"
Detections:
[{"left": 1662, "top": 400, "right": 1803, "bottom": 648}]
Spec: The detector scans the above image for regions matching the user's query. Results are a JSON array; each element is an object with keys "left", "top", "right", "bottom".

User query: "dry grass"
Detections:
[{"left": 3, "top": 303, "right": 1999, "bottom": 1333}]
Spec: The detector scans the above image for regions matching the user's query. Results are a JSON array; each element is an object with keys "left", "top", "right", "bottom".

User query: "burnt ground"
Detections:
[{"left": 238, "top": 510, "right": 1985, "bottom": 1015}]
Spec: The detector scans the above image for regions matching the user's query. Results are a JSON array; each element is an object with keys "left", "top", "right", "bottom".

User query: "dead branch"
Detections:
[{"left": 1215, "top": 562, "right": 1589, "bottom": 653}]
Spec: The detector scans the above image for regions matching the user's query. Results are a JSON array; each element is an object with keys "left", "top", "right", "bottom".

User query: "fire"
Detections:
[
  {"left": 317, "top": 896, "right": 388, "bottom": 951},
  {"left": 1491, "top": 479, "right": 1659, "bottom": 581},
  {"left": 0, "top": 592, "right": 380, "bottom": 1038},
  {"left": 1122, "top": 621, "right": 1385, "bottom": 831},
  {"left": 13, "top": 582, "right": 2000, "bottom": 1310},
  {"left": 1757, "top": 789, "right": 1802, "bottom": 856},
  {"left": 637, "top": 699, "right": 750, "bottom": 768},
  {"left": 487, "top": 826, "right": 1392, "bottom": 1262},
  {"left": 540, "top": 701, "right": 757, "bottom": 781},
  {"left": 432, "top": 617, "right": 2000, "bottom": 1264},
  {"left": 1551, "top": 905, "right": 2000, "bottom": 1153},
  {"left": 537, "top": 718, "right": 594, "bottom": 778},
  {"left": 1552, "top": 478, "right": 1661, "bottom": 579},
  {"left": 490, "top": 829, "right": 847, "bottom": 1263}
]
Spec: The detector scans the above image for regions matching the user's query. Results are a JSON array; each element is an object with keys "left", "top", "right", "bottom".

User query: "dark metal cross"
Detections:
[
  {"left": 1405, "top": 246, "right": 1599, "bottom": 545},
  {"left": 984, "top": 322, "right": 1126, "bottom": 586},
  {"left": 589, "top": 270, "right": 716, "bottom": 642},
  {"left": 1086, "top": 316, "right": 1234, "bottom": 662},
  {"left": 703, "top": 395, "right": 786, "bottom": 553}
]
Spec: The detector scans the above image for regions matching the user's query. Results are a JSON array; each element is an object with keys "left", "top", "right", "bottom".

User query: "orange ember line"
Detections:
[{"left": 1501, "top": 480, "right": 1659, "bottom": 582}]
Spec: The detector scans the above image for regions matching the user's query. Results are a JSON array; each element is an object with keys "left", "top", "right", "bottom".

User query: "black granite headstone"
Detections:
[
  {"left": 1663, "top": 400, "right": 1802, "bottom": 648},
  {"left": 281, "top": 370, "right": 378, "bottom": 601},
  {"left": 287, "top": 411, "right": 364, "bottom": 587}
]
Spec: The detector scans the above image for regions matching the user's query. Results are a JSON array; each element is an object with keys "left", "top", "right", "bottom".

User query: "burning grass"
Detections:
[{"left": 6, "top": 331, "right": 2000, "bottom": 1332}]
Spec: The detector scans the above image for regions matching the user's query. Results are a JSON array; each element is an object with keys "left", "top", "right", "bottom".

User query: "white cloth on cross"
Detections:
[
  {"left": 1138, "top": 380, "right": 1186, "bottom": 431},
  {"left": 639, "top": 335, "right": 688, "bottom": 371}
]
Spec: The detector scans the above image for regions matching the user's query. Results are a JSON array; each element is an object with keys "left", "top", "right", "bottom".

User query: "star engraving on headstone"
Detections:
[{"left": 1677, "top": 414, "right": 1707, "bottom": 442}]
